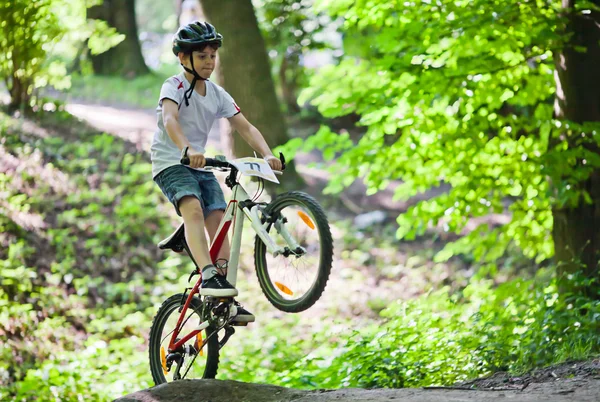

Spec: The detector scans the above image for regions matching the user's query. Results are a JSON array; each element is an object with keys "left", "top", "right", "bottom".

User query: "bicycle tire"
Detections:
[
  {"left": 149, "top": 294, "right": 219, "bottom": 384},
  {"left": 254, "top": 191, "right": 333, "bottom": 312}
]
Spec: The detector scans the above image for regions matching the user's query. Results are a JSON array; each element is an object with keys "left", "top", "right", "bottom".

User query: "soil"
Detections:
[{"left": 115, "top": 358, "right": 600, "bottom": 402}]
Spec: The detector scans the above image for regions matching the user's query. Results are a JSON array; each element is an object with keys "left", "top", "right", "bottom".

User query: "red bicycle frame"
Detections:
[{"left": 167, "top": 199, "right": 237, "bottom": 352}]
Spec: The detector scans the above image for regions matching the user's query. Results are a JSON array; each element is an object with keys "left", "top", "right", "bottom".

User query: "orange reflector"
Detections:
[
  {"left": 195, "top": 332, "right": 204, "bottom": 357},
  {"left": 275, "top": 282, "right": 294, "bottom": 295},
  {"left": 297, "top": 211, "right": 315, "bottom": 230},
  {"left": 160, "top": 347, "right": 168, "bottom": 375}
]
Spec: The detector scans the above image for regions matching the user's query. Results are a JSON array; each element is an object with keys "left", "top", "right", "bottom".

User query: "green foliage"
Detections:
[
  {"left": 0, "top": 0, "right": 66, "bottom": 109},
  {"left": 136, "top": 0, "right": 178, "bottom": 34},
  {"left": 256, "top": 0, "right": 329, "bottom": 62},
  {"left": 0, "top": 108, "right": 175, "bottom": 400},
  {"left": 1, "top": 107, "right": 599, "bottom": 400},
  {"left": 290, "top": 0, "right": 600, "bottom": 264},
  {"left": 13, "top": 333, "right": 152, "bottom": 401},
  {"left": 68, "top": 66, "right": 176, "bottom": 109},
  {"left": 0, "top": 0, "right": 123, "bottom": 110},
  {"left": 328, "top": 272, "right": 599, "bottom": 388},
  {"left": 222, "top": 271, "right": 599, "bottom": 389},
  {"left": 254, "top": 0, "right": 331, "bottom": 111}
]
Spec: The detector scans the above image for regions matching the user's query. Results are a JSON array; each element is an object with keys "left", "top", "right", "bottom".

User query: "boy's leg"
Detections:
[
  {"left": 205, "top": 209, "right": 254, "bottom": 323},
  {"left": 179, "top": 196, "right": 237, "bottom": 297},
  {"left": 179, "top": 196, "right": 212, "bottom": 267},
  {"left": 205, "top": 210, "right": 230, "bottom": 276}
]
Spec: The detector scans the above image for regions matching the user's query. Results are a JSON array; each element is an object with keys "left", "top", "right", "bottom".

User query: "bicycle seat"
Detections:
[{"left": 158, "top": 222, "right": 186, "bottom": 252}]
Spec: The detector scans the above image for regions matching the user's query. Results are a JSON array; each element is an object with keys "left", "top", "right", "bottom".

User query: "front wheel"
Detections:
[
  {"left": 254, "top": 191, "right": 333, "bottom": 312},
  {"left": 149, "top": 294, "right": 219, "bottom": 384}
]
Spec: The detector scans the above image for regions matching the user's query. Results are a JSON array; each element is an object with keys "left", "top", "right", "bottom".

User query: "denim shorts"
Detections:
[{"left": 154, "top": 165, "right": 227, "bottom": 217}]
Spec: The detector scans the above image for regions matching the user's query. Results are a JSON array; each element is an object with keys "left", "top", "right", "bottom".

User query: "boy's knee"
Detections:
[
  {"left": 206, "top": 209, "right": 224, "bottom": 220},
  {"left": 179, "top": 196, "right": 204, "bottom": 221}
]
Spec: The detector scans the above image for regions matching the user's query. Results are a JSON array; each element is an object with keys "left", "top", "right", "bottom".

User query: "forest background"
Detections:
[{"left": 1, "top": 0, "right": 599, "bottom": 400}]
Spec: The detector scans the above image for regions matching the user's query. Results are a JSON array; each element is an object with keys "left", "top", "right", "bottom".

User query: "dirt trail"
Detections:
[{"left": 115, "top": 359, "right": 600, "bottom": 401}]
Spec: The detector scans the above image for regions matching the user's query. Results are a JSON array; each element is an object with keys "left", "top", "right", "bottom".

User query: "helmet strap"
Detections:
[{"left": 180, "top": 54, "right": 207, "bottom": 108}]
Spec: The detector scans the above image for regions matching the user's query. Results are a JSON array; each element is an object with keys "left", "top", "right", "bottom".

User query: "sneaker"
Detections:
[
  {"left": 200, "top": 265, "right": 238, "bottom": 297},
  {"left": 232, "top": 301, "right": 255, "bottom": 323}
]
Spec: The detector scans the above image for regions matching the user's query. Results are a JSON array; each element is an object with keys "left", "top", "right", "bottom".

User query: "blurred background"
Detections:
[{"left": 1, "top": 0, "right": 599, "bottom": 400}]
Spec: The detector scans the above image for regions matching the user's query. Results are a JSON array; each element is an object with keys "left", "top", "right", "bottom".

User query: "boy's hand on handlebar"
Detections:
[
  {"left": 188, "top": 149, "right": 206, "bottom": 168},
  {"left": 265, "top": 154, "right": 282, "bottom": 171}
]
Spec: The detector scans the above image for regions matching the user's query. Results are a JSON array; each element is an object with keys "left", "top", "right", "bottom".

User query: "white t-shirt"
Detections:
[{"left": 151, "top": 73, "right": 240, "bottom": 178}]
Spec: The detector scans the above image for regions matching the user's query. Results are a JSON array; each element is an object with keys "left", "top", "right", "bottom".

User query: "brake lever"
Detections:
[{"left": 181, "top": 146, "right": 190, "bottom": 165}]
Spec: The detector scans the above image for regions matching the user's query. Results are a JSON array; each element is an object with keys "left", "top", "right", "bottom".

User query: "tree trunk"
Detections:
[
  {"left": 199, "top": 0, "right": 304, "bottom": 190},
  {"left": 7, "top": 74, "right": 25, "bottom": 113},
  {"left": 88, "top": 0, "right": 149, "bottom": 77},
  {"left": 279, "top": 55, "right": 301, "bottom": 114},
  {"left": 552, "top": 0, "right": 600, "bottom": 298},
  {"left": 174, "top": 0, "right": 183, "bottom": 23}
]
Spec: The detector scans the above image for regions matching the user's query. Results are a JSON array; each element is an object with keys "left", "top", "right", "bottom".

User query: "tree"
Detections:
[
  {"left": 286, "top": 0, "right": 599, "bottom": 297},
  {"left": 0, "top": 0, "right": 65, "bottom": 112},
  {"left": 254, "top": 0, "right": 329, "bottom": 114},
  {"left": 200, "top": 0, "right": 304, "bottom": 188},
  {"left": 552, "top": 0, "right": 600, "bottom": 297},
  {"left": 0, "top": 0, "right": 123, "bottom": 112},
  {"left": 88, "top": 0, "right": 149, "bottom": 77}
]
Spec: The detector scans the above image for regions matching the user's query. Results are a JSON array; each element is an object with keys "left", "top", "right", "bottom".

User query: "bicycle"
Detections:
[{"left": 148, "top": 150, "right": 333, "bottom": 384}]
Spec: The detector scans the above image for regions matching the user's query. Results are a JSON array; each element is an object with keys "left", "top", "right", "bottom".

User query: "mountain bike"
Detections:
[{"left": 148, "top": 151, "right": 333, "bottom": 384}]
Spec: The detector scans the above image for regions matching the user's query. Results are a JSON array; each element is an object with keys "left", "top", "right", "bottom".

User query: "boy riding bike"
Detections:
[{"left": 151, "top": 21, "right": 283, "bottom": 324}]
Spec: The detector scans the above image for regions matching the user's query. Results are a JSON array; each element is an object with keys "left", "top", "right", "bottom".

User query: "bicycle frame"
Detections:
[{"left": 167, "top": 179, "right": 294, "bottom": 353}]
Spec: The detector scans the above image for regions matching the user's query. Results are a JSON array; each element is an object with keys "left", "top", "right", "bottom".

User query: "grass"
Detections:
[{"left": 67, "top": 64, "right": 179, "bottom": 109}]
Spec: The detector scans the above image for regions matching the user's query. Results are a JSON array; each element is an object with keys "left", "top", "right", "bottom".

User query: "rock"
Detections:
[
  {"left": 114, "top": 379, "right": 305, "bottom": 402},
  {"left": 354, "top": 210, "right": 387, "bottom": 230}
]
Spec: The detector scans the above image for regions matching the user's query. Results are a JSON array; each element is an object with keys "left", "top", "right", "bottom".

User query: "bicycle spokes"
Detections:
[
  {"left": 158, "top": 303, "right": 211, "bottom": 381},
  {"left": 267, "top": 204, "right": 321, "bottom": 300}
]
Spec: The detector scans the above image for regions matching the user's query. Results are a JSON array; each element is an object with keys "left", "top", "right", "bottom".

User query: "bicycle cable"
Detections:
[
  {"left": 180, "top": 317, "right": 234, "bottom": 380},
  {"left": 253, "top": 177, "right": 265, "bottom": 202}
]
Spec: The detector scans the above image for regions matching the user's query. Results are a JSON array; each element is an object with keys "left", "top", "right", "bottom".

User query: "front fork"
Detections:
[{"left": 247, "top": 204, "right": 305, "bottom": 257}]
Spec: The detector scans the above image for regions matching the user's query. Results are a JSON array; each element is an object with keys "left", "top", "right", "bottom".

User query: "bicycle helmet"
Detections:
[
  {"left": 172, "top": 21, "right": 223, "bottom": 56},
  {"left": 172, "top": 21, "right": 223, "bottom": 108}
]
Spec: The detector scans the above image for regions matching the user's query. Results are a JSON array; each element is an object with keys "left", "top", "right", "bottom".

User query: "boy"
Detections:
[{"left": 151, "top": 21, "right": 283, "bottom": 323}]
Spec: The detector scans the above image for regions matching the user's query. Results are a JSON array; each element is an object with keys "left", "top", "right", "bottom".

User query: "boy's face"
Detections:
[{"left": 179, "top": 46, "right": 218, "bottom": 79}]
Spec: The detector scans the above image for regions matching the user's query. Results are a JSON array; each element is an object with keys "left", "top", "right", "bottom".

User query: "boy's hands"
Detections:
[
  {"left": 264, "top": 155, "right": 282, "bottom": 171},
  {"left": 188, "top": 148, "right": 206, "bottom": 168}
]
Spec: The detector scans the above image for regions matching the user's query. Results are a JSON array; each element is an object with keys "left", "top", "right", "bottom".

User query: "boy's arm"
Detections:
[
  {"left": 228, "top": 113, "right": 282, "bottom": 170},
  {"left": 162, "top": 99, "right": 206, "bottom": 168}
]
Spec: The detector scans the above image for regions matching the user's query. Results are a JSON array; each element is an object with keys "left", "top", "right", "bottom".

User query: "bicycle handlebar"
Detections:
[{"left": 180, "top": 146, "right": 286, "bottom": 172}]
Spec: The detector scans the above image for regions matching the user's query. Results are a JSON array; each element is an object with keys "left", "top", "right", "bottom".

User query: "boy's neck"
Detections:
[{"left": 183, "top": 71, "right": 207, "bottom": 92}]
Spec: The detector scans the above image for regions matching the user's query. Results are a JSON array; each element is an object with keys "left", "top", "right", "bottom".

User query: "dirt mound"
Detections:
[{"left": 115, "top": 359, "right": 600, "bottom": 402}]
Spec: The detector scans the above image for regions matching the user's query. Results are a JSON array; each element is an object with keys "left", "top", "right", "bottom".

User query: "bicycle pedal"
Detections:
[{"left": 231, "top": 322, "right": 249, "bottom": 327}]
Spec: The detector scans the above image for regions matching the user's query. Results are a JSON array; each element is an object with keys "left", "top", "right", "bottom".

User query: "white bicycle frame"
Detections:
[
  {"left": 169, "top": 169, "right": 301, "bottom": 352},
  {"left": 211, "top": 179, "right": 300, "bottom": 287}
]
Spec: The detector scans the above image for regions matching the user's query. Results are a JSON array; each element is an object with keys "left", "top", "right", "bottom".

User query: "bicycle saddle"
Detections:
[{"left": 158, "top": 222, "right": 186, "bottom": 252}]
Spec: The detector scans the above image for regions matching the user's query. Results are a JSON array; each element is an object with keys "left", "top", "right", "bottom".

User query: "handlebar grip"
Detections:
[{"left": 204, "top": 158, "right": 231, "bottom": 168}]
